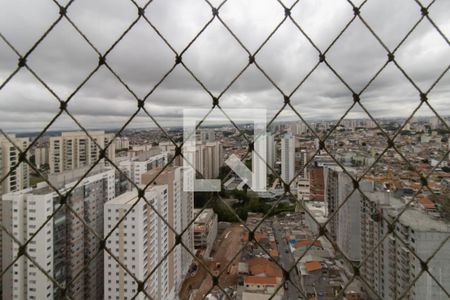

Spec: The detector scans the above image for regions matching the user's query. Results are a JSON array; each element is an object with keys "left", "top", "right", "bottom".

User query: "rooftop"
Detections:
[
  {"left": 60, "top": 130, "right": 106, "bottom": 137},
  {"left": 133, "top": 148, "right": 164, "bottom": 162},
  {"left": 242, "top": 292, "right": 282, "bottom": 300},
  {"left": 417, "top": 196, "right": 436, "bottom": 209},
  {"left": 107, "top": 190, "right": 138, "bottom": 206},
  {"left": 244, "top": 276, "right": 278, "bottom": 285},
  {"left": 31, "top": 166, "right": 113, "bottom": 195},
  {"left": 248, "top": 257, "right": 282, "bottom": 278},
  {"left": 305, "top": 201, "right": 328, "bottom": 223},
  {"left": 194, "top": 208, "right": 215, "bottom": 224},
  {"left": 294, "top": 240, "right": 322, "bottom": 249},
  {"left": 304, "top": 261, "right": 322, "bottom": 273},
  {"left": 366, "top": 191, "right": 450, "bottom": 232}
]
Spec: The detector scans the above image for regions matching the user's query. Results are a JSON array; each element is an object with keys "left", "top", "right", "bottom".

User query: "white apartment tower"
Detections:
[
  {"left": 0, "top": 134, "right": 29, "bottom": 194},
  {"left": 202, "top": 142, "right": 223, "bottom": 179},
  {"left": 182, "top": 141, "right": 224, "bottom": 179},
  {"left": 361, "top": 192, "right": 450, "bottom": 300},
  {"left": 281, "top": 133, "right": 295, "bottom": 184},
  {"left": 266, "top": 132, "right": 276, "bottom": 174},
  {"left": 114, "top": 136, "right": 130, "bottom": 151},
  {"left": 0, "top": 134, "right": 29, "bottom": 297},
  {"left": 141, "top": 167, "right": 194, "bottom": 295},
  {"left": 252, "top": 132, "right": 267, "bottom": 191},
  {"left": 2, "top": 189, "right": 55, "bottom": 300},
  {"left": 34, "top": 147, "right": 49, "bottom": 169},
  {"left": 104, "top": 190, "right": 154, "bottom": 300},
  {"left": 105, "top": 167, "right": 194, "bottom": 300},
  {"left": 49, "top": 131, "right": 116, "bottom": 174},
  {"left": 200, "top": 129, "right": 215, "bottom": 144},
  {"left": 2, "top": 167, "right": 115, "bottom": 300}
]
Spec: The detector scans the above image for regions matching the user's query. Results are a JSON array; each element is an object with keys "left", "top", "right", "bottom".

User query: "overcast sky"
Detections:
[{"left": 0, "top": 0, "right": 449, "bottom": 132}]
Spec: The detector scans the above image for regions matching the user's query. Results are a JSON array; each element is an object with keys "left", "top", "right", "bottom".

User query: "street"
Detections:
[
  {"left": 272, "top": 222, "right": 304, "bottom": 300},
  {"left": 179, "top": 224, "right": 243, "bottom": 300}
]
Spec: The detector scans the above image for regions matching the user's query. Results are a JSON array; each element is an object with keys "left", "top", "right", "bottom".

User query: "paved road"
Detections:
[{"left": 272, "top": 222, "right": 304, "bottom": 300}]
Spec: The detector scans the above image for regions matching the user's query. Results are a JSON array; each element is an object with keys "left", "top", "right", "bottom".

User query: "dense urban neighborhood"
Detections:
[{"left": 1, "top": 115, "right": 450, "bottom": 299}]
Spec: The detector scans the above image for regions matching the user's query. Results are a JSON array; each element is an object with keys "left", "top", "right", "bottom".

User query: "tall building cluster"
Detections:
[
  {"left": 0, "top": 134, "right": 30, "bottom": 297},
  {"left": 323, "top": 165, "right": 450, "bottom": 299},
  {"left": 325, "top": 166, "right": 374, "bottom": 262},
  {"left": 182, "top": 141, "right": 224, "bottom": 179},
  {"left": 105, "top": 167, "right": 194, "bottom": 300},
  {"left": 361, "top": 192, "right": 450, "bottom": 300},
  {"left": 49, "top": 131, "right": 115, "bottom": 174},
  {"left": 114, "top": 136, "right": 130, "bottom": 151},
  {"left": 2, "top": 114, "right": 450, "bottom": 300},
  {"left": 1, "top": 130, "right": 194, "bottom": 300},
  {"left": 2, "top": 167, "right": 115, "bottom": 300}
]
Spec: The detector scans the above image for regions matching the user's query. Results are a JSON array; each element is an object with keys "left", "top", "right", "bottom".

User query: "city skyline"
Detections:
[
  {"left": 4, "top": 114, "right": 450, "bottom": 135},
  {"left": 1, "top": 117, "right": 450, "bottom": 299}
]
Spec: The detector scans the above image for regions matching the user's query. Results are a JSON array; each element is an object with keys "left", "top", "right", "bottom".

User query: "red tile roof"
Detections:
[
  {"left": 295, "top": 240, "right": 322, "bottom": 249},
  {"left": 248, "top": 257, "right": 283, "bottom": 277},
  {"left": 417, "top": 196, "right": 436, "bottom": 209},
  {"left": 244, "top": 276, "right": 278, "bottom": 285},
  {"left": 304, "top": 261, "right": 322, "bottom": 273}
]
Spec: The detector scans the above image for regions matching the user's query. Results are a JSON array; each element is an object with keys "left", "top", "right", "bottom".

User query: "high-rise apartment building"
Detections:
[
  {"left": 104, "top": 190, "right": 154, "bottom": 300},
  {"left": 266, "top": 132, "right": 276, "bottom": 175},
  {"left": 252, "top": 132, "right": 267, "bottom": 191},
  {"left": 201, "top": 142, "right": 223, "bottom": 179},
  {"left": 105, "top": 166, "right": 194, "bottom": 299},
  {"left": 49, "top": 131, "right": 116, "bottom": 174},
  {"left": 118, "top": 150, "right": 168, "bottom": 187},
  {"left": 361, "top": 192, "right": 450, "bottom": 300},
  {"left": 114, "top": 136, "right": 130, "bottom": 151},
  {"left": 281, "top": 133, "right": 295, "bottom": 184},
  {"left": 182, "top": 141, "right": 223, "bottom": 179},
  {"left": 200, "top": 129, "right": 215, "bottom": 144},
  {"left": 141, "top": 166, "right": 194, "bottom": 291},
  {"left": 0, "top": 134, "right": 30, "bottom": 195},
  {"left": 296, "top": 149, "right": 310, "bottom": 179},
  {"left": 309, "top": 167, "right": 324, "bottom": 201},
  {"left": 34, "top": 147, "right": 49, "bottom": 169},
  {"left": 286, "top": 121, "right": 307, "bottom": 135},
  {"left": 0, "top": 134, "right": 30, "bottom": 296},
  {"left": 325, "top": 166, "right": 373, "bottom": 262},
  {"left": 2, "top": 167, "right": 115, "bottom": 300},
  {"left": 291, "top": 122, "right": 307, "bottom": 135}
]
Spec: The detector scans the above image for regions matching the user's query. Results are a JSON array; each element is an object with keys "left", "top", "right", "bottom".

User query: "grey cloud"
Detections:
[{"left": 0, "top": 0, "right": 449, "bottom": 132}]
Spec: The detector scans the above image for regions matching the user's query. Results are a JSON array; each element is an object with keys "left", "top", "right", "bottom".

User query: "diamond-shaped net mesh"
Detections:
[{"left": 1, "top": 0, "right": 449, "bottom": 299}]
